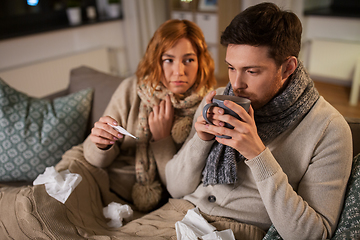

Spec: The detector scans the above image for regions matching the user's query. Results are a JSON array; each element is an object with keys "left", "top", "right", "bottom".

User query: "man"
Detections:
[{"left": 164, "top": 2, "right": 352, "bottom": 239}]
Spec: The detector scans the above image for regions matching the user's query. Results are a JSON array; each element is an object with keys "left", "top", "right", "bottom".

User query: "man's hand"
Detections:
[
  {"left": 207, "top": 100, "right": 266, "bottom": 159},
  {"left": 149, "top": 95, "right": 174, "bottom": 141},
  {"left": 89, "top": 116, "right": 123, "bottom": 150},
  {"left": 195, "top": 91, "right": 226, "bottom": 141}
]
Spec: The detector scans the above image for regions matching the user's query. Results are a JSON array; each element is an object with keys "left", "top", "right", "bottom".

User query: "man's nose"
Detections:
[{"left": 232, "top": 73, "right": 247, "bottom": 90}]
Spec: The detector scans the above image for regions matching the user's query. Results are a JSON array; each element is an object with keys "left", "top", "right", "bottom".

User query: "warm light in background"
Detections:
[{"left": 27, "top": 0, "right": 39, "bottom": 6}]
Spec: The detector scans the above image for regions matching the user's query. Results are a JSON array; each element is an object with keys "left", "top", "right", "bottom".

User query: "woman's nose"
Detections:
[{"left": 173, "top": 61, "right": 185, "bottom": 76}]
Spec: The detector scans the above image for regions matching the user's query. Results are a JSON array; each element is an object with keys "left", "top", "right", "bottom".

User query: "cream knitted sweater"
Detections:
[
  {"left": 83, "top": 76, "right": 179, "bottom": 202},
  {"left": 166, "top": 87, "right": 353, "bottom": 240}
]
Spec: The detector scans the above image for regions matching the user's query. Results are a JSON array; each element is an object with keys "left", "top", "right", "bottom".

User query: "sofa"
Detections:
[{"left": 0, "top": 66, "right": 359, "bottom": 239}]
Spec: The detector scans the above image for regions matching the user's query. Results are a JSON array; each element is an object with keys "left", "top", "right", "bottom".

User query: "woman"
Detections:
[{"left": 83, "top": 19, "right": 216, "bottom": 212}]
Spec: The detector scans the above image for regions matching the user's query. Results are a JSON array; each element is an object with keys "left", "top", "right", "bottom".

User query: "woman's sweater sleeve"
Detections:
[
  {"left": 150, "top": 136, "right": 177, "bottom": 186},
  {"left": 165, "top": 99, "right": 215, "bottom": 198},
  {"left": 166, "top": 87, "right": 224, "bottom": 198},
  {"left": 83, "top": 76, "right": 137, "bottom": 168}
]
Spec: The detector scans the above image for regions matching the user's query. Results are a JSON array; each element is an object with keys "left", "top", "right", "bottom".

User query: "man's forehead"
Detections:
[{"left": 225, "top": 44, "right": 273, "bottom": 66}]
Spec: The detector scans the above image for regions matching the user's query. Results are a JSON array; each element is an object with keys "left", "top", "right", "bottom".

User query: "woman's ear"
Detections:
[{"left": 281, "top": 56, "right": 297, "bottom": 81}]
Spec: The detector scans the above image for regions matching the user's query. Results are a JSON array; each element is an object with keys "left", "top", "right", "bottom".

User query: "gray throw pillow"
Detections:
[
  {"left": 0, "top": 78, "right": 93, "bottom": 181},
  {"left": 68, "top": 66, "right": 124, "bottom": 134}
]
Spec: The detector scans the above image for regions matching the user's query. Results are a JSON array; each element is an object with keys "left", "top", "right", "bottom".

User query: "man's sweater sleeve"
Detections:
[
  {"left": 165, "top": 99, "right": 215, "bottom": 198},
  {"left": 246, "top": 115, "right": 352, "bottom": 239}
]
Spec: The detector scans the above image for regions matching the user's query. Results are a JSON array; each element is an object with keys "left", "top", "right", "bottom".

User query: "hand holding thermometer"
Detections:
[{"left": 108, "top": 123, "right": 138, "bottom": 140}]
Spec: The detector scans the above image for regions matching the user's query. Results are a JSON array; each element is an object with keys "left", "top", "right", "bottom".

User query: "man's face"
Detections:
[{"left": 225, "top": 44, "right": 287, "bottom": 109}]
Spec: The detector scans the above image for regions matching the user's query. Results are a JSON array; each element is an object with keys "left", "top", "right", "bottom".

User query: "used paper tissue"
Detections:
[
  {"left": 103, "top": 202, "right": 133, "bottom": 228},
  {"left": 175, "top": 208, "right": 235, "bottom": 240},
  {"left": 33, "top": 166, "right": 82, "bottom": 204}
]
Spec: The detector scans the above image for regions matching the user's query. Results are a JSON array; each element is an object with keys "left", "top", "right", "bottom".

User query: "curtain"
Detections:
[{"left": 121, "top": 0, "right": 168, "bottom": 75}]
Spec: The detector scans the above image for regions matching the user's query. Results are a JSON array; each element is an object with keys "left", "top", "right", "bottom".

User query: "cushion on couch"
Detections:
[
  {"left": 346, "top": 117, "right": 360, "bottom": 157},
  {"left": 0, "top": 78, "right": 93, "bottom": 182},
  {"left": 68, "top": 66, "right": 124, "bottom": 134},
  {"left": 331, "top": 153, "right": 360, "bottom": 239}
]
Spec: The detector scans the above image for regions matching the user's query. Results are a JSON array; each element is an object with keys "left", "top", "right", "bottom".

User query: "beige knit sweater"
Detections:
[
  {"left": 83, "top": 76, "right": 180, "bottom": 202},
  {"left": 166, "top": 87, "right": 353, "bottom": 240}
]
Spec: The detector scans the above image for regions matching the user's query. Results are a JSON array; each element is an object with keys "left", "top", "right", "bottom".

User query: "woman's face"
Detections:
[{"left": 161, "top": 38, "right": 199, "bottom": 94}]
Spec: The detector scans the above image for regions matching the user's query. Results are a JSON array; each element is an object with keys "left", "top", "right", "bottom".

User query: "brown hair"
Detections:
[
  {"left": 220, "top": 2, "right": 302, "bottom": 66},
  {"left": 136, "top": 19, "right": 216, "bottom": 97}
]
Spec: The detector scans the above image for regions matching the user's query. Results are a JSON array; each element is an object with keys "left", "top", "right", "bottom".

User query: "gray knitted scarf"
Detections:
[{"left": 202, "top": 61, "right": 320, "bottom": 186}]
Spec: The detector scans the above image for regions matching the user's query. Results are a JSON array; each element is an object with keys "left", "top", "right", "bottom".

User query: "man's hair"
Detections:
[
  {"left": 136, "top": 19, "right": 216, "bottom": 97},
  {"left": 220, "top": 2, "right": 302, "bottom": 66}
]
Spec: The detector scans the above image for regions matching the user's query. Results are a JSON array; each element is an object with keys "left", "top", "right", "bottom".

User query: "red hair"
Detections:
[{"left": 136, "top": 19, "right": 216, "bottom": 97}]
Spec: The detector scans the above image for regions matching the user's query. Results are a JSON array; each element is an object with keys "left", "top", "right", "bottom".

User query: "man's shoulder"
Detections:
[
  {"left": 216, "top": 86, "right": 226, "bottom": 95},
  {"left": 303, "top": 96, "right": 350, "bottom": 131}
]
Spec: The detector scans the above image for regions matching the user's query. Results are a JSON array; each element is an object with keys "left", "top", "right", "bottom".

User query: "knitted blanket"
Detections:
[
  {"left": 0, "top": 144, "right": 263, "bottom": 239},
  {"left": 0, "top": 145, "right": 149, "bottom": 240}
]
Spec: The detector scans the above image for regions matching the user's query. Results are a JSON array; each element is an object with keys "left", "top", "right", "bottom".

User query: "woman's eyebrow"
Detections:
[
  {"left": 162, "top": 53, "right": 196, "bottom": 58},
  {"left": 162, "top": 53, "right": 174, "bottom": 58}
]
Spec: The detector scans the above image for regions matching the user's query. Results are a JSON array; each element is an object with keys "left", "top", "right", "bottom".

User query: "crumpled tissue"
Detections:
[
  {"left": 175, "top": 208, "right": 236, "bottom": 240},
  {"left": 103, "top": 202, "right": 133, "bottom": 228},
  {"left": 33, "top": 166, "right": 82, "bottom": 204}
]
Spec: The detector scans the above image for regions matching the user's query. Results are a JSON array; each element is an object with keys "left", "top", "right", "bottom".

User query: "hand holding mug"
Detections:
[{"left": 202, "top": 95, "right": 251, "bottom": 139}]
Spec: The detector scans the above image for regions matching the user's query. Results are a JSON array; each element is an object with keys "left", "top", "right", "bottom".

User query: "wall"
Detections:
[
  {"left": 302, "top": 16, "right": 360, "bottom": 84},
  {"left": 0, "top": 0, "right": 167, "bottom": 98},
  {"left": 0, "top": 20, "right": 127, "bottom": 97},
  {"left": 2, "top": 0, "right": 359, "bottom": 97}
]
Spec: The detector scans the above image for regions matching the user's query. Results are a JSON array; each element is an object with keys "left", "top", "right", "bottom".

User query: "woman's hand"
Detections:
[
  {"left": 89, "top": 116, "right": 123, "bottom": 149},
  {"left": 149, "top": 95, "right": 174, "bottom": 141}
]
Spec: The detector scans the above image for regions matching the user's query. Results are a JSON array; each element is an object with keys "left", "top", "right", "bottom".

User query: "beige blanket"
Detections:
[
  {"left": 0, "top": 145, "right": 155, "bottom": 239},
  {"left": 0, "top": 145, "right": 265, "bottom": 240}
]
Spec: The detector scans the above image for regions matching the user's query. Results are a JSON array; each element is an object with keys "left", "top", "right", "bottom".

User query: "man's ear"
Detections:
[{"left": 281, "top": 56, "right": 297, "bottom": 81}]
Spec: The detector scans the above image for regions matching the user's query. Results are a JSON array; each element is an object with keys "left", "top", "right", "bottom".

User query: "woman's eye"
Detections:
[
  {"left": 163, "top": 59, "right": 173, "bottom": 63},
  {"left": 228, "top": 66, "right": 235, "bottom": 71},
  {"left": 184, "top": 58, "right": 195, "bottom": 63}
]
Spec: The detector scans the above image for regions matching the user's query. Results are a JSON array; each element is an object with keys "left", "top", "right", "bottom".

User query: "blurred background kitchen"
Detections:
[{"left": 0, "top": 0, "right": 359, "bottom": 117}]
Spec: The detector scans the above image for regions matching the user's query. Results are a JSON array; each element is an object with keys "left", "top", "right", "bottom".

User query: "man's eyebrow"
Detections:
[
  {"left": 225, "top": 60, "right": 232, "bottom": 66},
  {"left": 224, "top": 60, "right": 262, "bottom": 69}
]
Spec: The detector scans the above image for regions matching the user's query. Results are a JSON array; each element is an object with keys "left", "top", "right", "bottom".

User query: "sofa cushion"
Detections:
[
  {"left": 346, "top": 117, "right": 360, "bottom": 157},
  {"left": 331, "top": 153, "right": 360, "bottom": 239},
  {"left": 68, "top": 66, "right": 124, "bottom": 135},
  {"left": 0, "top": 78, "right": 93, "bottom": 182}
]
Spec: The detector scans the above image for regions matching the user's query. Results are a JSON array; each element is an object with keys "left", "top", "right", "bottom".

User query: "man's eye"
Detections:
[
  {"left": 228, "top": 66, "right": 235, "bottom": 71},
  {"left": 247, "top": 70, "right": 258, "bottom": 74}
]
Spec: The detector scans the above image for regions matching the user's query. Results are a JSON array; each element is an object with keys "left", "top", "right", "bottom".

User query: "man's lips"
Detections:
[{"left": 234, "top": 93, "right": 250, "bottom": 99}]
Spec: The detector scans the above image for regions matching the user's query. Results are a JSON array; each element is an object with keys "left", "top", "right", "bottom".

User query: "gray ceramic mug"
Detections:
[{"left": 202, "top": 95, "right": 251, "bottom": 139}]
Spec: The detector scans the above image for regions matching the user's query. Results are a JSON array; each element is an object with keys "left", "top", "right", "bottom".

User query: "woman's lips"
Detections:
[{"left": 171, "top": 81, "right": 187, "bottom": 85}]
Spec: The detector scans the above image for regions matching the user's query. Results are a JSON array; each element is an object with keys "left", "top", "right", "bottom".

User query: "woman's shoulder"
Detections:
[
  {"left": 119, "top": 75, "right": 138, "bottom": 87},
  {"left": 112, "top": 75, "right": 138, "bottom": 94}
]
